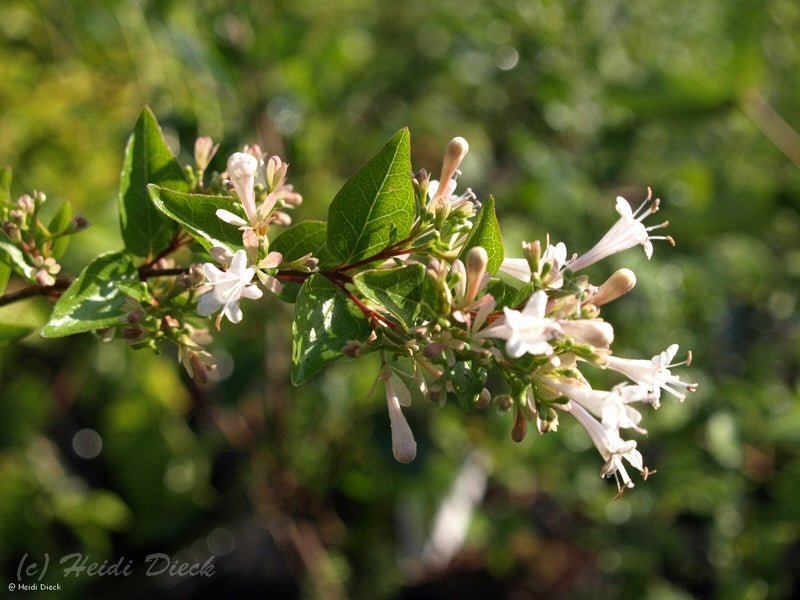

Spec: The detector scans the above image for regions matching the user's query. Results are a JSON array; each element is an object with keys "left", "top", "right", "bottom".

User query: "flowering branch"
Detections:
[{"left": 0, "top": 107, "right": 699, "bottom": 495}]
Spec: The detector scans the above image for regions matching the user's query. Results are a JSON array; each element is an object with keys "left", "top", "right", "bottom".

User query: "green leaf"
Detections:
[
  {"left": 0, "top": 262, "right": 10, "bottom": 295},
  {"left": 485, "top": 275, "right": 533, "bottom": 310},
  {"left": 0, "top": 322, "right": 34, "bottom": 345},
  {"left": 291, "top": 274, "right": 370, "bottom": 385},
  {"left": 327, "top": 129, "right": 415, "bottom": 264},
  {"left": 353, "top": 264, "right": 425, "bottom": 329},
  {"left": 148, "top": 185, "right": 245, "bottom": 253},
  {"left": 41, "top": 251, "right": 149, "bottom": 338},
  {"left": 459, "top": 196, "right": 504, "bottom": 275},
  {"left": 119, "top": 106, "right": 190, "bottom": 258},
  {"left": 0, "top": 240, "right": 34, "bottom": 279},
  {"left": 449, "top": 361, "right": 488, "bottom": 413},
  {"left": 271, "top": 220, "right": 337, "bottom": 268},
  {"left": 48, "top": 201, "right": 72, "bottom": 259},
  {"left": 271, "top": 221, "right": 337, "bottom": 303},
  {"left": 0, "top": 166, "right": 11, "bottom": 205}
]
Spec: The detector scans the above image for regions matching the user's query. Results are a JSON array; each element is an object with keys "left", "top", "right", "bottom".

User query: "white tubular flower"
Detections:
[
  {"left": 548, "top": 380, "right": 658, "bottom": 434},
  {"left": 197, "top": 249, "right": 263, "bottom": 325},
  {"left": 385, "top": 374, "right": 417, "bottom": 463},
  {"left": 567, "top": 191, "right": 673, "bottom": 272},
  {"left": 604, "top": 344, "right": 698, "bottom": 401},
  {"left": 500, "top": 241, "right": 567, "bottom": 287},
  {"left": 558, "top": 319, "right": 614, "bottom": 349},
  {"left": 224, "top": 152, "right": 259, "bottom": 225},
  {"left": 478, "top": 290, "right": 561, "bottom": 358},
  {"left": 565, "top": 400, "right": 645, "bottom": 492},
  {"left": 499, "top": 257, "right": 531, "bottom": 282}
]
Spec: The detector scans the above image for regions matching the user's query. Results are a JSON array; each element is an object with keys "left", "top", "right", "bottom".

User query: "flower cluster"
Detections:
[
  {"left": 0, "top": 111, "right": 696, "bottom": 495},
  {"left": 186, "top": 136, "right": 698, "bottom": 493}
]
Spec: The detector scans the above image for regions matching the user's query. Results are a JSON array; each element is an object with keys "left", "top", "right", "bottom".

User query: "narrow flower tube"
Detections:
[
  {"left": 568, "top": 192, "right": 673, "bottom": 272},
  {"left": 226, "top": 152, "right": 259, "bottom": 224},
  {"left": 386, "top": 376, "right": 417, "bottom": 463}
]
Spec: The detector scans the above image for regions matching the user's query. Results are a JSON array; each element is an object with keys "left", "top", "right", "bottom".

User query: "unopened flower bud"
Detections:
[
  {"left": 69, "top": 214, "right": 90, "bottom": 231},
  {"left": 590, "top": 268, "right": 637, "bottom": 306},
  {"left": 35, "top": 269, "right": 55, "bottom": 287},
  {"left": 511, "top": 407, "right": 527, "bottom": 442},
  {"left": 495, "top": 394, "right": 513, "bottom": 412},
  {"left": 17, "top": 194, "right": 34, "bottom": 212},
  {"left": 465, "top": 246, "right": 489, "bottom": 304},
  {"left": 559, "top": 319, "right": 615, "bottom": 349},
  {"left": 271, "top": 211, "right": 292, "bottom": 226},
  {"left": 194, "top": 136, "right": 219, "bottom": 171},
  {"left": 475, "top": 387, "right": 492, "bottom": 409}
]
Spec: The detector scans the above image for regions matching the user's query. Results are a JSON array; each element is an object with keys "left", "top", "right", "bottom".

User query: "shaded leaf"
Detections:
[
  {"left": 48, "top": 201, "right": 72, "bottom": 259},
  {"left": 485, "top": 275, "right": 533, "bottom": 310},
  {"left": 459, "top": 196, "right": 504, "bottom": 274},
  {"left": 41, "top": 251, "right": 149, "bottom": 338},
  {"left": 291, "top": 274, "right": 370, "bottom": 385},
  {"left": 0, "top": 240, "right": 34, "bottom": 279},
  {"left": 119, "top": 107, "right": 190, "bottom": 257},
  {"left": 271, "top": 220, "right": 337, "bottom": 268},
  {"left": 449, "top": 361, "right": 488, "bottom": 413},
  {"left": 148, "top": 185, "right": 245, "bottom": 253},
  {"left": 0, "top": 166, "right": 11, "bottom": 205},
  {"left": 0, "top": 322, "right": 34, "bottom": 345},
  {"left": 327, "top": 129, "right": 415, "bottom": 264},
  {"left": 0, "top": 262, "right": 10, "bottom": 295},
  {"left": 353, "top": 264, "right": 425, "bottom": 329}
]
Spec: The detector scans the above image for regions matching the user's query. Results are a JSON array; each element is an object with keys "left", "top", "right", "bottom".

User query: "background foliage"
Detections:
[{"left": 1, "top": 0, "right": 799, "bottom": 598}]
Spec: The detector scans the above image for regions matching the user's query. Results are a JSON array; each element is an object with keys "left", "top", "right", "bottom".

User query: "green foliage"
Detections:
[
  {"left": 327, "top": 129, "right": 415, "bottom": 264},
  {"left": 118, "top": 107, "right": 189, "bottom": 258},
  {"left": 485, "top": 276, "right": 532, "bottom": 311},
  {"left": 0, "top": 322, "right": 34, "bottom": 344},
  {"left": 353, "top": 264, "right": 426, "bottom": 329},
  {"left": 449, "top": 361, "right": 488, "bottom": 412},
  {"left": 0, "top": 262, "right": 10, "bottom": 295},
  {"left": 459, "top": 196, "right": 504, "bottom": 274},
  {"left": 148, "top": 186, "right": 244, "bottom": 253},
  {"left": 291, "top": 274, "right": 370, "bottom": 385},
  {"left": 0, "top": 166, "right": 11, "bottom": 205},
  {"left": 48, "top": 201, "right": 72, "bottom": 259},
  {"left": 0, "top": 240, "right": 34, "bottom": 279},
  {"left": 41, "top": 251, "right": 148, "bottom": 338},
  {"left": 271, "top": 220, "right": 336, "bottom": 267}
]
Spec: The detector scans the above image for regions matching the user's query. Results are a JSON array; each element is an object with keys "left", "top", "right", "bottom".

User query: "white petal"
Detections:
[
  {"left": 499, "top": 258, "right": 531, "bottom": 282},
  {"left": 197, "top": 292, "right": 222, "bottom": 316},
  {"left": 241, "top": 284, "right": 263, "bottom": 300},
  {"left": 215, "top": 209, "right": 248, "bottom": 227},
  {"left": 223, "top": 300, "right": 243, "bottom": 323}
]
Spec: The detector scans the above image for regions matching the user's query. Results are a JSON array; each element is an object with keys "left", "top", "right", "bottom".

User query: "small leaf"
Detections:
[
  {"left": 41, "top": 251, "right": 149, "bottom": 338},
  {"left": 0, "top": 262, "right": 11, "bottom": 295},
  {"left": 459, "top": 196, "right": 504, "bottom": 274},
  {"left": 485, "top": 275, "right": 533, "bottom": 310},
  {"left": 119, "top": 107, "right": 190, "bottom": 258},
  {"left": 0, "top": 322, "right": 34, "bottom": 345},
  {"left": 0, "top": 240, "right": 34, "bottom": 279},
  {"left": 327, "top": 129, "right": 415, "bottom": 264},
  {"left": 48, "top": 201, "right": 72, "bottom": 259},
  {"left": 148, "top": 185, "right": 244, "bottom": 253},
  {"left": 0, "top": 166, "right": 11, "bottom": 205},
  {"left": 353, "top": 264, "right": 425, "bottom": 329},
  {"left": 271, "top": 220, "right": 337, "bottom": 268},
  {"left": 291, "top": 274, "right": 370, "bottom": 385},
  {"left": 449, "top": 361, "right": 488, "bottom": 413}
]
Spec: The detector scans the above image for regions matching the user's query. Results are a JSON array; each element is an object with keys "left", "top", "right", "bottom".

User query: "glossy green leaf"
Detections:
[
  {"left": 485, "top": 275, "right": 533, "bottom": 310},
  {"left": 148, "top": 185, "right": 245, "bottom": 253},
  {"left": 0, "top": 262, "right": 10, "bottom": 295},
  {"left": 118, "top": 106, "right": 190, "bottom": 257},
  {"left": 48, "top": 201, "right": 72, "bottom": 259},
  {"left": 271, "top": 220, "right": 337, "bottom": 268},
  {"left": 459, "top": 196, "right": 504, "bottom": 275},
  {"left": 327, "top": 128, "right": 415, "bottom": 264},
  {"left": 0, "top": 240, "right": 34, "bottom": 279},
  {"left": 291, "top": 274, "right": 370, "bottom": 386},
  {"left": 0, "top": 166, "right": 11, "bottom": 205},
  {"left": 449, "top": 361, "right": 488, "bottom": 413},
  {"left": 41, "top": 251, "right": 149, "bottom": 338},
  {"left": 353, "top": 264, "right": 425, "bottom": 329},
  {"left": 0, "top": 322, "right": 34, "bottom": 345}
]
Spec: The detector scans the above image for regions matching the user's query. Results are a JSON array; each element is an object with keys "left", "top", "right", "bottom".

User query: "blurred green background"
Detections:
[{"left": 1, "top": 0, "right": 799, "bottom": 598}]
